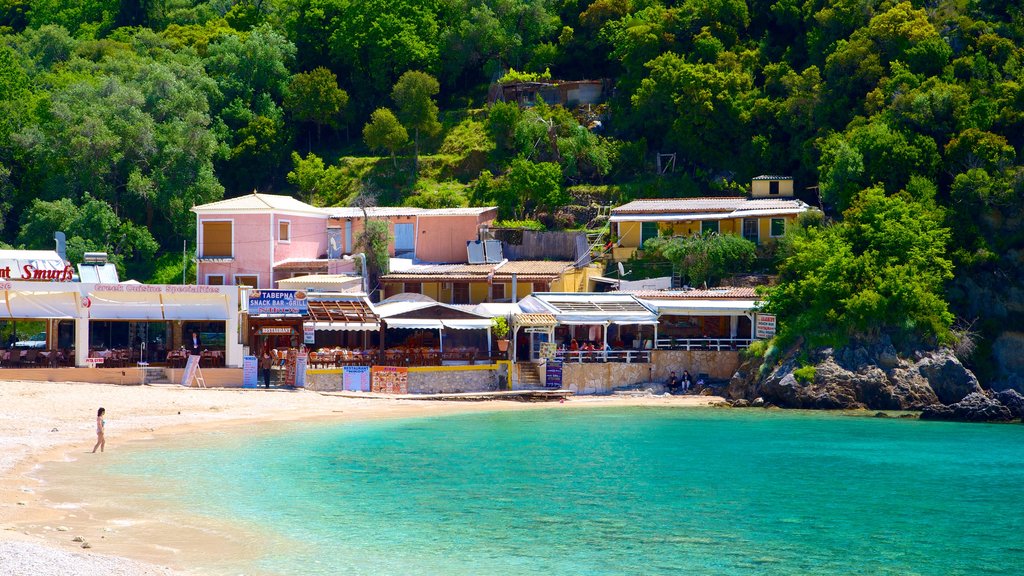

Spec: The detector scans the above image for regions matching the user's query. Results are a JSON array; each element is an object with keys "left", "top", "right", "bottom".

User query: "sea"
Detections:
[{"left": 64, "top": 408, "right": 1024, "bottom": 575}]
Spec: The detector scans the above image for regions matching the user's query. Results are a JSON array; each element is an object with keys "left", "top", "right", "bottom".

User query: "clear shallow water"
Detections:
[{"left": 104, "top": 408, "right": 1024, "bottom": 575}]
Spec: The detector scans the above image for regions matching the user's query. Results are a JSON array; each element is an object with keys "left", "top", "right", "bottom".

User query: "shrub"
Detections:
[{"left": 793, "top": 365, "right": 817, "bottom": 384}]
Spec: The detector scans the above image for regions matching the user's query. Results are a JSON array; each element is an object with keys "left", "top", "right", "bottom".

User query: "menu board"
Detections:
[
  {"left": 285, "top": 349, "right": 298, "bottom": 387},
  {"left": 180, "top": 354, "right": 201, "bottom": 387},
  {"left": 294, "top": 353, "right": 307, "bottom": 388},
  {"left": 343, "top": 366, "right": 371, "bottom": 391},
  {"left": 372, "top": 366, "right": 409, "bottom": 394},
  {"left": 545, "top": 361, "right": 563, "bottom": 388},
  {"left": 242, "top": 355, "right": 258, "bottom": 388},
  {"left": 539, "top": 341, "right": 557, "bottom": 361}
]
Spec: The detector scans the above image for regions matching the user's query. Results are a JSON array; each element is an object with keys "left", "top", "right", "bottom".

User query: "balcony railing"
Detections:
[
  {"left": 553, "top": 349, "right": 651, "bottom": 364},
  {"left": 655, "top": 337, "right": 753, "bottom": 351}
]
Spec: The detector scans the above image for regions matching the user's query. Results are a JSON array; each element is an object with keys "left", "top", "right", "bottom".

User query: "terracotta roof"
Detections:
[
  {"left": 273, "top": 259, "right": 329, "bottom": 271},
  {"left": 609, "top": 197, "right": 811, "bottom": 221},
  {"left": 382, "top": 261, "right": 574, "bottom": 282},
  {"left": 617, "top": 287, "right": 759, "bottom": 299},
  {"left": 192, "top": 192, "right": 326, "bottom": 216},
  {"left": 612, "top": 197, "right": 747, "bottom": 215},
  {"left": 325, "top": 206, "right": 497, "bottom": 218},
  {"left": 514, "top": 313, "right": 557, "bottom": 327}
]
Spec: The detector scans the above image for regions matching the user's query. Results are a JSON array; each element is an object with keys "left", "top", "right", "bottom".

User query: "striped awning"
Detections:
[{"left": 514, "top": 313, "right": 557, "bottom": 327}]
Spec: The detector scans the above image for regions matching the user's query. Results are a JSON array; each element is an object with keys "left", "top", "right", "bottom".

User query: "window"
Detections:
[
  {"left": 404, "top": 282, "right": 421, "bottom": 294},
  {"left": 278, "top": 220, "right": 290, "bottom": 243},
  {"left": 640, "top": 222, "right": 659, "bottom": 245},
  {"left": 453, "top": 283, "right": 470, "bottom": 304},
  {"left": 770, "top": 218, "right": 786, "bottom": 237},
  {"left": 533, "top": 282, "right": 548, "bottom": 293},
  {"left": 701, "top": 220, "right": 719, "bottom": 235},
  {"left": 492, "top": 283, "right": 505, "bottom": 301},
  {"left": 206, "top": 275, "right": 224, "bottom": 286},
  {"left": 234, "top": 275, "right": 258, "bottom": 287},
  {"left": 769, "top": 181, "right": 780, "bottom": 195},
  {"left": 742, "top": 219, "right": 759, "bottom": 244},
  {"left": 201, "top": 221, "right": 232, "bottom": 258}
]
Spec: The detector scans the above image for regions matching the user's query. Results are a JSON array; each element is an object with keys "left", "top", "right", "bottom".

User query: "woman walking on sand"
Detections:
[{"left": 92, "top": 407, "right": 105, "bottom": 453}]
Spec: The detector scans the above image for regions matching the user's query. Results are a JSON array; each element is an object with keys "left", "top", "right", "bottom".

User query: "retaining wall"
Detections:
[{"left": 557, "top": 350, "right": 740, "bottom": 394}]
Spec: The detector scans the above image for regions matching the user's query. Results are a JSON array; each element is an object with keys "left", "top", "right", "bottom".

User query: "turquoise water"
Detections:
[{"left": 106, "top": 408, "right": 1024, "bottom": 575}]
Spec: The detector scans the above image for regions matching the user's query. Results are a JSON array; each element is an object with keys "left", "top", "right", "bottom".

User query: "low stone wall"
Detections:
[
  {"left": 558, "top": 350, "right": 740, "bottom": 394},
  {"left": 0, "top": 367, "right": 243, "bottom": 387},
  {"left": 305, "top": 366, "right": 500, "bottom": 394},
  {"left": 408, "top": 368, "right": 498, "bottom": 394}
]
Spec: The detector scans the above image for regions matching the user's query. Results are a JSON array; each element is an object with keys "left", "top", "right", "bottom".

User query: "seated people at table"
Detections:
[{"left": 570, "top": 339, "right": 579, "bottom": 351}]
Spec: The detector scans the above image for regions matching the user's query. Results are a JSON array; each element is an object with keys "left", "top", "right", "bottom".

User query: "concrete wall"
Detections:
[
  {"left": 304, "top": 366, "right": 499, "bottom": 394},
  {"left": 557, "top": 350, "right": 740, "bottom": 394},
  {"left": 417, "top": 213, "right": 495, "bottom": 263},
  {"left": 0, "top": 367, "right": 244, "bottom": 386}
]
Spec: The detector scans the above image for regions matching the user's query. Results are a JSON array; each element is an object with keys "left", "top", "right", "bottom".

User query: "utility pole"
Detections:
[{"left": 182, "top": 240, "right": 187, "bottom": 284}]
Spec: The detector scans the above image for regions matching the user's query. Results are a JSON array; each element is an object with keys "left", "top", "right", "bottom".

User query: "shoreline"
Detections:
[{"left": 1, "top": 380, "right": 722, "bottom": 575}]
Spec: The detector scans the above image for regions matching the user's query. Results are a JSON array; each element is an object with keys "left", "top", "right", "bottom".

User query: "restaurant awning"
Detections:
[
  {"left": 384, "top": 318, "right": 444, "bottom": 330},
  {"left": 1, "top": 289, "right": 79, "bottom": 319},
  {"left": 643, "top": 299, "right": 758, "bottom": 316},
  {"left": 519, "top": 293, "right": 658, "bottom": 325},
  {"left": 305, "top": 321, "right": 380, "bottom": 331},
  {"left": 442, "top": 319, "right": 491, "bottom": 330}
]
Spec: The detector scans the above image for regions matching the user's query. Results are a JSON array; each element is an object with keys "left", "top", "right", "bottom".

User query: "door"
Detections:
[
  {"left": 394, "top": 223, "right": 415, "bottom": 257},
  {"left": 742, "top": 219, "right": 759, "bottom": 244}
]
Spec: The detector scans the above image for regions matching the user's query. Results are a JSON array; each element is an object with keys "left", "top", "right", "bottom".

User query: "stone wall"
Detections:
[
  {"left": 558, "top": 350, "right": 740, "bottom": 394},
  {"left": 304, "top": 367, "right": 499, "bottom": 394},
  {"left": 407, "top": 369, "right": 498, "bottom": 394}
]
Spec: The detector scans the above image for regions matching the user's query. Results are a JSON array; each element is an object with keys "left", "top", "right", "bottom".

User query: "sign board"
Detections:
[
  {"left": 303, "top": 325, "right": 315, "bottom": 344},
  {"left": 371, "top": 366, "right": 408, "bottom": 394},
  {"left": 285, "top": 349, "right": 298, "bottom": 387},
  {"left": 85, "top": 357, "right": 104, "bottom": 366},
  {"left": 242, "top": 355, "right": 258, "bottom": 388},
  {"left": 180, "top": 354, "right": 201, "bottom": 387},
  {"left": 327, "top": 228, "right": 343, "bottom": 259},
  {"left": 294, "top": 353, "right": 307, "bottom": 388},
  {"left": 343, "top": 366, "right": 371, "bottom": 391},
  {"left": 539, "top": 341, "right": 557, "bottom": 361},
  {"left": 755, "top": 314, "right": 776, "bottom": 339},
  {"left": 0, "top": 252, "right": 73, "bottom": 282},
  {"left": 545, "top": 361, "right": 563, "bottom": 389},
  {"left": 259, "top": 326, "right": 295, "bottom": 336},
  {"left": 248, "top": 289, "right": 308, "bottom": 315}
]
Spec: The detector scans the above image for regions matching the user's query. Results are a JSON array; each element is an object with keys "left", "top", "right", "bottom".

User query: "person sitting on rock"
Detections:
[{"left": 666, "top": 371, "right": 680, "bottom": 395}]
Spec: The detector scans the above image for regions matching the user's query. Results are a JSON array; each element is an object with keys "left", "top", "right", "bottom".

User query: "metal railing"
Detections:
[
  {"left": 552, "top": 349, "right": 651, "bottom": 364},
  {"left": 654, "top": 338, "right": 753, "bottom": 351}
]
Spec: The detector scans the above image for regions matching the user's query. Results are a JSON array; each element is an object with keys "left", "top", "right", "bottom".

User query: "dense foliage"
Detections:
[{"left": 0, "top": 0, "right": 1022, "bottom": 377}]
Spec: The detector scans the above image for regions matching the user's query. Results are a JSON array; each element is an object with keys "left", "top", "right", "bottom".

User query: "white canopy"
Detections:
[
  {"left": 442, "top": 319, "right": 491, "bottom": 330},
  {"left": 643, "top": 299, "right": 758, "bottom": 317},
  {"left": 384, "top": 318, "right": 444, "bottom": 330},
  {"left": 519, "top": 293, "right": 658, "bottom": 325},
  {"left": 305, "top": 321, "right": 380, "bottom": 331},
  {"left": 1, "top": 289, "right": 79, "bottom": 319}
]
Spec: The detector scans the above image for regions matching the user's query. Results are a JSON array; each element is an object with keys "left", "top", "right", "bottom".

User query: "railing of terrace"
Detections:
[
  {"left": 553, "top": 349, "right": 651, "bottom": 364},
  {"left": 654, "top": 338, "right": 753, "bottom": 351}
]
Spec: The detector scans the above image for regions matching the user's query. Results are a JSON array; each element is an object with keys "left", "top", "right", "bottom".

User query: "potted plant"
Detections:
[{"left": 492, "top": 316, "right": 510, "bottom": 352}]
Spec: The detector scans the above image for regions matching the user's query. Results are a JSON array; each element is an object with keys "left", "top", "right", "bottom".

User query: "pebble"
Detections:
[
  {"left": 16, "top": 501, "right": 26, "bottom": 506},
  {"left": 56, "top": 526, "right": 70, "bottom": 532},
  {"left": 72, "top": 536, "right": 84, "bottom": 543},
  {"left": 80, "top": 542, "right": 91, "bottom": 549},
  {"left": 0, "top": 540, "right": 183, "bottom": 575}
]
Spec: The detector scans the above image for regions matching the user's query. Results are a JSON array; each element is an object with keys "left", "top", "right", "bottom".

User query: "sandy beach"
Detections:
[{"left": 0, "top": 381, "right": 722, "bottom": 575}]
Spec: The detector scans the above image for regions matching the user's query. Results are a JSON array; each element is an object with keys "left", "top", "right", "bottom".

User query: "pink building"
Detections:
[{"left": 193, "top": 193, "right": 497, "bottom": 289}]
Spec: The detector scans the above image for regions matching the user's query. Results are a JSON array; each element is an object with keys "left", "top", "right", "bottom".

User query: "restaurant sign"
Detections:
[
  {"left": 755, "top": 313, "right": 776, "bottom": 339},
  {"left": 0, "top": 260, "right": 74, "bottom": 282},
  {"left": 248, "top": 289, "right": 308, "bottom": 315}
]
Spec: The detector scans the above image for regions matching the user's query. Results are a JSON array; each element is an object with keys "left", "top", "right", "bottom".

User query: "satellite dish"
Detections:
[{"left": 617, "top": 262, "right": 631, "bottom": 277}]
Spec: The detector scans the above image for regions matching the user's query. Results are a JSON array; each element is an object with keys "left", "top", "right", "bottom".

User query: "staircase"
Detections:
[{"left": 517, "top": 363, "right": 545, "bottom": 389}]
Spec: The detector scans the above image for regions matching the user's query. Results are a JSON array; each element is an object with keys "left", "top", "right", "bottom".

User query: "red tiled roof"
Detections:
[{"left": 616, "top": 287, "right": 759, "bottom": 299}]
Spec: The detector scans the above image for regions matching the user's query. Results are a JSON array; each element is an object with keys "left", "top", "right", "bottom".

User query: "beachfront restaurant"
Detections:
[
  {"left": 515, "top": 293, "right": 659, "bottom": 363},
  {"left": 0, "top": 280, "right": 242, "bottom": 370},
  {"left": 374, "top": 293, "right": 493, "bottom": 365},
  {"left": 303, "top": 296, "right": 382, "bottom": 367},
  {"left": 629, "top": 288, "right": 758, "bottom": 350}
]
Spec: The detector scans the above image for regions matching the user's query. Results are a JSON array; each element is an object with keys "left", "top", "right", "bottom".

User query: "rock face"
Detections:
[
  {"left": 728, "top": 344, "right": 981, "bottom": 411},
  {"left": 994, "top": 389, "right": 1024, "bottom": 419},
  {"left": 920, "top": 393, "right": 1016, "bottom": 423}
]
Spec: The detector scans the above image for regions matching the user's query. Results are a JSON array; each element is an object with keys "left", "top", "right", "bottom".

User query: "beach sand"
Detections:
[{"left": 0, "top": 381, "right": 722, "bottom": 575}]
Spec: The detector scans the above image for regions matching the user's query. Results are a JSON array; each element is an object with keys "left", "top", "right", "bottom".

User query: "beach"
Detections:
[{"left": 0, "top": 381, "right": 720, "bottom": 575}]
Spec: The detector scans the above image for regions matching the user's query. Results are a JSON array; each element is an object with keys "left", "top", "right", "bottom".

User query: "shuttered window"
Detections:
[
  {"left": 206, "top": 275, "right": 224, "bottom": 285},
  {"left": 279, "top": 221, "right": 290, "bottom": 242},
  {"left": 235, "top": 275, "right": 258, "bottom": 287},
  {"left": 492, "top": 283, "right": 505, "bottom": 301},
  {"left": 202, "top": 221, "right": 233, "bottom": 258}
]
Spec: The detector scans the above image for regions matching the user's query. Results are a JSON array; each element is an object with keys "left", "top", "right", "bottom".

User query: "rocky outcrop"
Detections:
[
  {"left": 728, "top": 344, "right": 980, "bottom": 411},
  {"left": 994, "top": 389, "right": 1024, "bottom": 419},
  {"left": 920, "top": 393, "right": 1016, "bottom": 423}
]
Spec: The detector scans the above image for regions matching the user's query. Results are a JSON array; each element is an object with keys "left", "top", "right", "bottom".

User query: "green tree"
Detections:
[
  {"left": 357, "top": 218, "right": 391, "bottom": 300},
  {"left": 286, "top": 151, "right": 346, "bottom": 203},
  {"left": 284, "top": 66, "right": 349, "bottom": 145},
  {"left": 362, "top": 108, "right": 408, "bottom": 166},
  {"left": 16, "top": 195, "right": 158, "bottom": 277},
  {"left": 763, "top": 186, "right": 953, "bottom": 347},
  {"left": 492, "top": 159, "right": 565, "bottom": 219},
  {"left": 391, "top": 70, "right": 440, "bottom": 175},
  {"left": 644, "top": 233, "right": 757, "bottom": 287}
]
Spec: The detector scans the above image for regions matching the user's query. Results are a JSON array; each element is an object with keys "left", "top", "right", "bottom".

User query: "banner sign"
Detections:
[
  {"left": 285, "top": 349, "right": 298, "bottom": 386},
  {"left": 539, "top": 341, "right": 557, "bottom": 361},
  {"left": 242, "top": 355, "right": 258, "bottom": 388},
  {"left": 181, "top": 354, "right": 201, "bottom": 387},
  {"left": 294, "top": 353, "right": 308, "bottom": 388},
  {"left": 248, "top": 289, "right": 308, "bottom": 315},
  {"left": 343, "top": 366, "right": 371, "bottom": 391},
  {"left": 755, "top": 314, "right": 776, "bottom": 339},
  {"left": 258, "top": 326, "right": 295, "bottom": 336},
  {"left": 303, "top": 325, "right": 315, "bottom": 344},
  {"left": 545, "top": 361, "right": 563, "bottom": 388},
  {"left": 372, "top": 366, "right": 408, "bottom": 394}
]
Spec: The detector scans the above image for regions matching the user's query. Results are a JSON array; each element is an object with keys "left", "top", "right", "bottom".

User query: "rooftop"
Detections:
[
  {"left": 609, "top": 197, "right": 811, "bottom": 222},
  {"left": 382, "top": 260, "right": 574, "bottom": 282},
  {"left": 191, "top": 192, "right": 327, "bottom": 216},
  {"left": 616, "top": 287, "right": 759, "bottom": 300}
]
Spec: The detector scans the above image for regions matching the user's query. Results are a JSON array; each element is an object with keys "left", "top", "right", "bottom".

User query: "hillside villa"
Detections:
[{"left": 609, "top": 176, "right": 812, "bottom": 262}]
